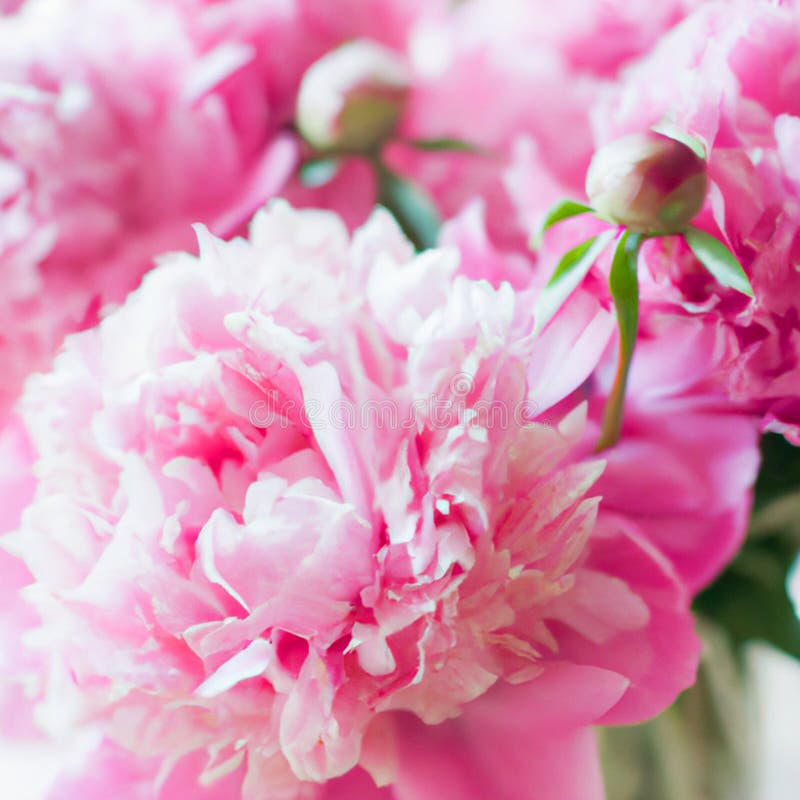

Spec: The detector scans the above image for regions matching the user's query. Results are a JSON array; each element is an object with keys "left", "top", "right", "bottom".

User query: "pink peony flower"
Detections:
[
  {"left": 581, "top": 0, "right": 800, "bottom": 441},
  {"left": 585, "top": 312, "right": 761, "bottom": 591},
  {"left": 442, "top": 207, "right": 760, "bottom": 593},
  {"left": 5, "top": 203, "right": 699, "bottom": 798}
]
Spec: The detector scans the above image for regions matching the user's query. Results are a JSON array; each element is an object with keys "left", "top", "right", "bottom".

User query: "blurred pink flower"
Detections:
[
  {"left": 0, "top": 0, "right": 447, "bottom": 423},
  {"left": 0, "top": 0, "right": 306, "bottom": 421},
  {"left": 379, "top": 0, "right": 702, "bottom": 248},
  {"left": 4, "top": 203, "right": 699, "bottom": 798},
  {"left": 295, "top": 40, "right": 410, "bottom": 153},
  {"left": 283, "top": 0, "right": 701, "bottom": 253},
  {"left": 0, "top": 0, "right": 714, "bottom": 429}
]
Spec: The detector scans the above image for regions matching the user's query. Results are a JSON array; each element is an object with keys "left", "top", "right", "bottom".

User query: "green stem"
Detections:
[
  {"left": 374, "top": 160, "right": 441, "bottom": 251},
  {"left": 596, "top": 231, "right": 643, "bottom": 452}
]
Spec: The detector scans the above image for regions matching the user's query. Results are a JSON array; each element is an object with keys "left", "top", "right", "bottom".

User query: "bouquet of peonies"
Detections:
[{"left": 2, "top": 1, "right": 800, "bottom": 798}]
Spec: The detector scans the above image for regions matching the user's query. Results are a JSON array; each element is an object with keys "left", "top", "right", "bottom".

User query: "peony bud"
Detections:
[
  {"left": 585, "top": 132, "right": 708, "bottom": 234},
  {"left": 296, "top": 40, "right": 410, "bottom": 154}
]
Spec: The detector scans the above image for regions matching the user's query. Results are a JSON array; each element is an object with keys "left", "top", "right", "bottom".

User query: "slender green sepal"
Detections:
[
  {"left": 684, "top": 225, "right": 754, "bottom": 298},
  {"left": 376, "top": 163, "right": 441, "bottom": 251},
  {"left": 299, "top": 157, "right": 341, "bottom": 188},
  {"left": 531, "top": 199, "right": 593, "bottom": 250},
  {"left": 651, "top": 119, "right": 707, "bottom": 160},
  {"left": 534, "top": 229, "right": 616, "bottom": 334},
  {"left": 596, "top": 231, "right": 644, "bottom": 452},
  {"left": 405, "top": 137, "right": 483, "bottom": 154}
]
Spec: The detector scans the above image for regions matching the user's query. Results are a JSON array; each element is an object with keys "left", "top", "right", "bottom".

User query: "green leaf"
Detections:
[
  {"left": 694, "top": 537, "right": 800, "bottom": 661},
  {"left": 376, "top": 164, "right": 441, "bottom": 251},
  {"left": 405, "top": 137, "right": 483, "bottom": 154},
  {"left": 651, "top": 119, "right": 707, "bottom": 160},
  {"left": 533, "top": 229, "right": 616, "bottom": 334},
  {"left": 683, "top": 226, "right": 754, "bottom": 298},
  {"left": 299, "top": 157, "right": 341, "bottom": 188},
  {"left": 596, "top": 231, "right": 643, "bottom": 451},
  {"left": 695, "top": 432, "right": 800, "bottom": 661},
  {"left": 531, "top": 199, "right": 593, "bottom": 250},
  {"left": 753, "top": 433, "right": 800, "bottom": 514}
]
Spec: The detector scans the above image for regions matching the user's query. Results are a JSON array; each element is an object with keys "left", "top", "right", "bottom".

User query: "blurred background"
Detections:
[{"left": 602, "top": 433, "right": 800, "bottom": 800}]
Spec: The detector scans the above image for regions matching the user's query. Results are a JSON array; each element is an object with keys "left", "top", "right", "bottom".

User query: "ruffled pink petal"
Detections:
[
  {"left": 390, "top": 664, "right": 628, "bottom": 800},
  {"left": 546, "top": 515, "right": 701, "bottom": 724},
  {"left": 46, "top": 740, "right": 247, "bottom": 800}
]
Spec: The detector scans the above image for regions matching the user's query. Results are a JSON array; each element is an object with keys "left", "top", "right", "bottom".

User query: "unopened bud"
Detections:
[
  {"left": 585, "top": 132, "right": 707, "bottom": 234},
  {"left": 296, "top": 40, "right": 409, "bottom": 154}
]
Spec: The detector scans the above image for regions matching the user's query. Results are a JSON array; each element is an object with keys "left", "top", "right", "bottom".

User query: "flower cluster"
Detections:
[{"left": 0, "top": 1, "right": 794, "bottom": 799}]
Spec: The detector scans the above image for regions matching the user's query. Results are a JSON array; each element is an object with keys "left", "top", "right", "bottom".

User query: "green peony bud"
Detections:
[
  {"left": 296, "top": 40, "right": 409, "bottom": 155},
  {"left": 585, "top": 131, "right": 708, "bottom": 234}
]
